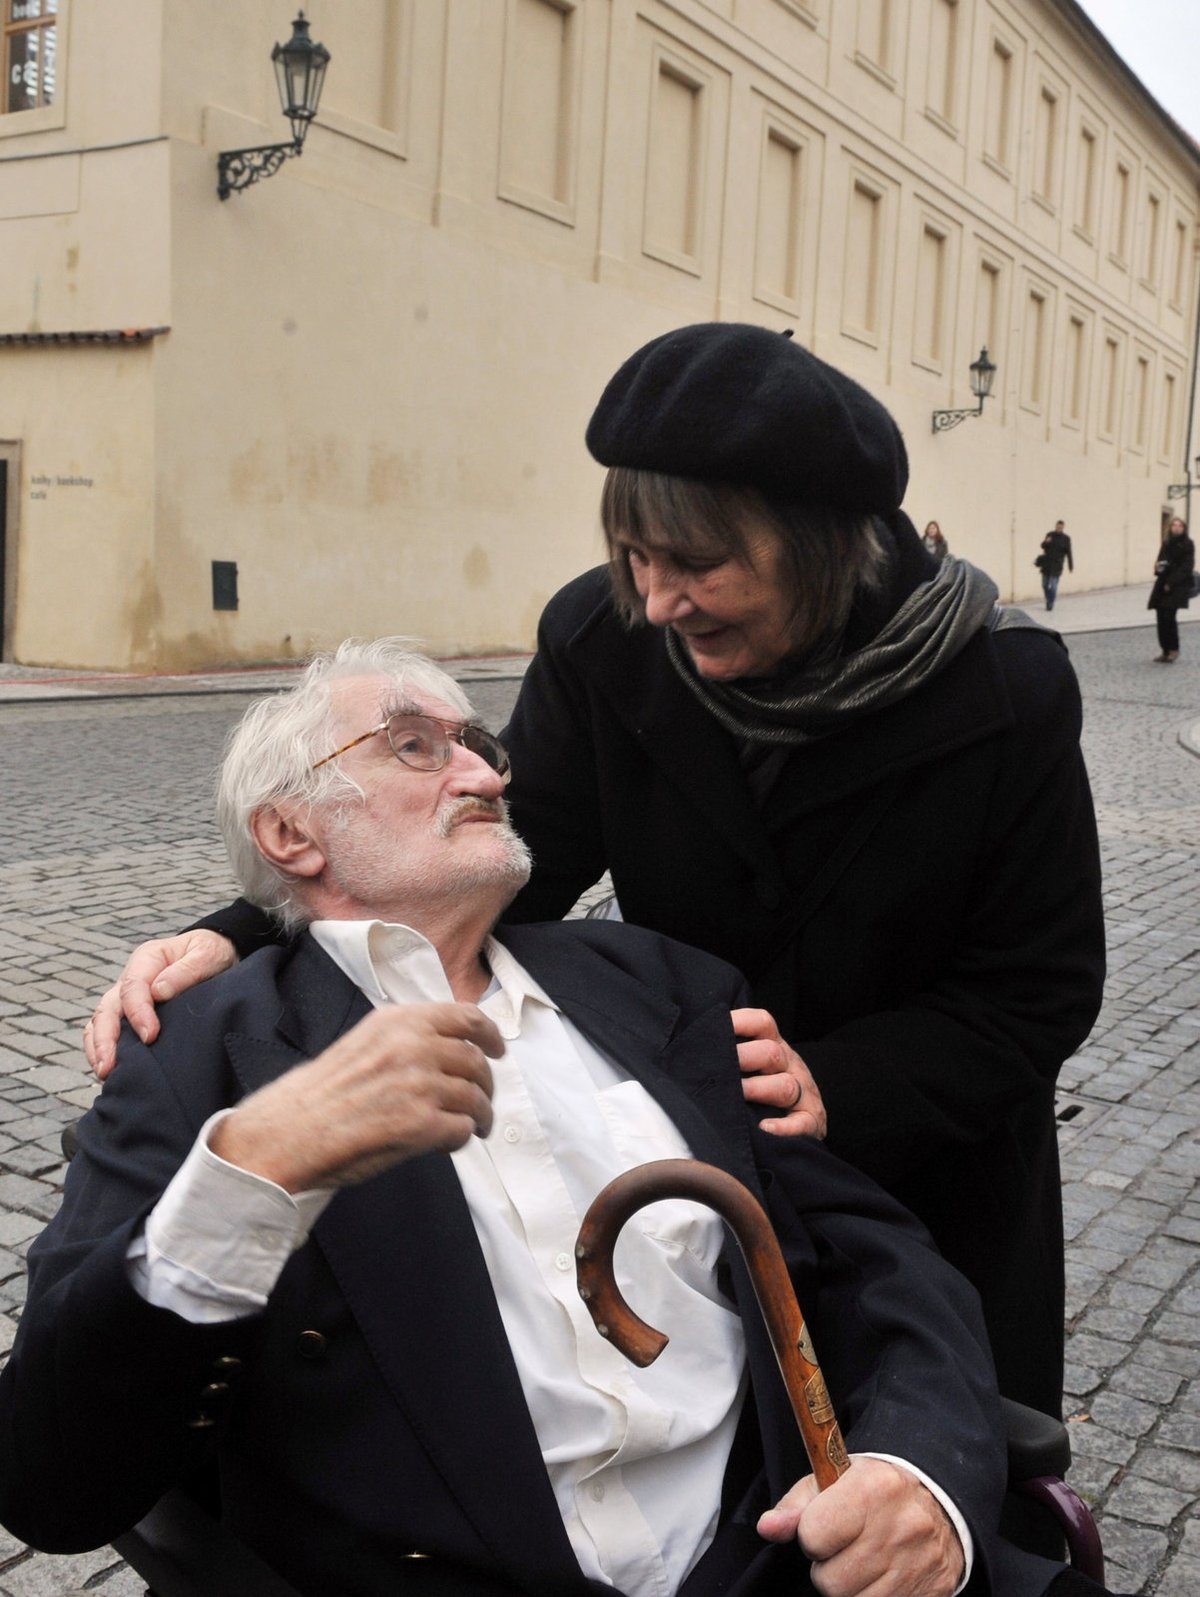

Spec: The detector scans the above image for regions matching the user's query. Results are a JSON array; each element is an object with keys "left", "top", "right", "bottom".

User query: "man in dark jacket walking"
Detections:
[{"left": 1037, "top": 521, "right": 1074, "bottom": 611}]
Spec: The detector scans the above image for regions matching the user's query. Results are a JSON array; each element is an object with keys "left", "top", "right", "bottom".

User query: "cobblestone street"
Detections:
[{"left": 0, "top": 624, "right": 1197, "bottom": 1595}]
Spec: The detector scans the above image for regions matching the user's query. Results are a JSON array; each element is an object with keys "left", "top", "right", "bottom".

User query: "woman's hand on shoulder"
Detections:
[
  {"left": 84, "top": 930, "right": 239, "bottom": 1079},
  {"left": 731, "top": 1007, "right": 827, "bottom": 1139}
]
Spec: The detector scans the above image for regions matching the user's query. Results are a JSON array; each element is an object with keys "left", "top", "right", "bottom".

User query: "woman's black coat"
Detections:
[
  {"left": 1148, "top": 532, "right": 1195, "bottom": 611},
  {"left": 500, "top": 534, "right": 1105, "bottom": 1418}
]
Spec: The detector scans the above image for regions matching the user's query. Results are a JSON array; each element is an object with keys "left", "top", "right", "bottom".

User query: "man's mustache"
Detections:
[{"left": 435, "top": 796, "right": 511, "bottom": 837}]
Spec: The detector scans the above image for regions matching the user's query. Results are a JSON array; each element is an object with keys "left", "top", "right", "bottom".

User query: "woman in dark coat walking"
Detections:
[{"left": 1149, "top": 516, "right": 1194, "bottom": 661}]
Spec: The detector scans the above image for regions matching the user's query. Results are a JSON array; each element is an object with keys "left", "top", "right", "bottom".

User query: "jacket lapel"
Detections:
[
  {"left": 226, "top": 937, "right": 587, "bottom": 1591},
  {"left": 499, "top": 925, "right": 803, "bottom": 1493}
]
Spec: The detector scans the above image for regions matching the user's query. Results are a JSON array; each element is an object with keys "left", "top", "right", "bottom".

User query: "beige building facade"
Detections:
[{"left": 1, "top": 0, "right": 1198, "bottom": 670}]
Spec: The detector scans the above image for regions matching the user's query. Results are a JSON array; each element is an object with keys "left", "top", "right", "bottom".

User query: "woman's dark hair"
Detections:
[{"left": 600, "top": 468, "right": 885, "bottom": 654}]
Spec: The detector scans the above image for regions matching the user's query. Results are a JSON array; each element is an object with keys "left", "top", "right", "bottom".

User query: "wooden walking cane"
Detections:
[{"left": 575, "top": 1158, "right": 851, "bottom": 1491}]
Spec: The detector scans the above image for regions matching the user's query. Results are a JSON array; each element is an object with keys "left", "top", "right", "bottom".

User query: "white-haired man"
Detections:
[{"left": 0, "top": 643, "right": 1111, "bottom": 1597}]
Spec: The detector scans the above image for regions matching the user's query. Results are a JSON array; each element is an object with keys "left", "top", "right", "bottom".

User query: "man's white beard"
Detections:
[
  {"left": 433, "top": 799, "right": 533, "bottom": 897},
  {"left": 322, "top": 796, "right": 532, "bottom": 918}
]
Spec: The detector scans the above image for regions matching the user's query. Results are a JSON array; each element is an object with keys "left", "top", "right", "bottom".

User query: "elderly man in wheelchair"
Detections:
[{"left": 0, "top": 642, "right": 1117, "bottom": 1597}]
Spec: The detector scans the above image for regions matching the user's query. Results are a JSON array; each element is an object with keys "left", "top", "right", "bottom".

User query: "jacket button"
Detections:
[
  {"left": 200, "top": 1381, "right": 231, "bottom": 1405},
  {"left": 754, "top": 880, "right": 783, "bottom": 910},
  {"left": 212, "top": 1356, "right": 242, "bottom": 1376},
  {"left": 297, "top": 1330, "right": 328, "bottom": 1361}
]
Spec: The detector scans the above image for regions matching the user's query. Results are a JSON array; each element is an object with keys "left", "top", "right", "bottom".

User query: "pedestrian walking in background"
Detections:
[
  {"left": 1148, "top": 515, "right": 1195, "bottom": 662},
  {"left": 922, "top": 520, "right": 950, "bottom": 563},
  {"left": 1036, "top": 520, "right": 1073, "bottom": 611}
]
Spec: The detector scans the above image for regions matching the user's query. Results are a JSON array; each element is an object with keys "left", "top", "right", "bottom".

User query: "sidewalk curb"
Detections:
[{"left": 0, "top": 656, "right": 532, "bottom": 705}]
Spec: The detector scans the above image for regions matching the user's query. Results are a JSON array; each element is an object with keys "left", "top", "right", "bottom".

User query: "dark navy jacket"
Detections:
[{"left": 0, "top": 922, "right": 1061, "bottom": 1596}]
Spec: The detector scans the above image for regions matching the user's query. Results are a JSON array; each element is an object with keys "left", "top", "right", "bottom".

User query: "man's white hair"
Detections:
[{"left": 216, "top": 638, "right": 474, "bottom": 932}]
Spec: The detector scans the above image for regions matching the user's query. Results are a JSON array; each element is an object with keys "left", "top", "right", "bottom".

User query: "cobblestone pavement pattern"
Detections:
[{"left": 0, "top": 631, "right": 1196, "bottom": 1594}]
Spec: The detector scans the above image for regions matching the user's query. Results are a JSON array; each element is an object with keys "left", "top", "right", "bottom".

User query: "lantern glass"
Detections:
[
  {"left": 969, "top": 348, "right": 997, "bottom": 402},
  {"left": 271, "top": 12, "right": 330, "bottom": 145}
]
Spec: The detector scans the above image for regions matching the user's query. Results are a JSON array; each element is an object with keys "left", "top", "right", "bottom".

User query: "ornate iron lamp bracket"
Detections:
[
  {"left": 218, "top": 141, "right": 302, "bottom": 200},
  {"left": 931, "top": 402, "right": 984, "bottom": 434}
]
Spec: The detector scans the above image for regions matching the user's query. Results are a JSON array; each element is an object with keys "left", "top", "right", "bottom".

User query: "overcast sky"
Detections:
[{"left": 1075, "top": 0, "right": 1200, "bottom": 141}]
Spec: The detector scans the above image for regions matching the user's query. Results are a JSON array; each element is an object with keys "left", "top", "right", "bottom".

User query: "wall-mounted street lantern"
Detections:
[
  {"left": 931, "top": 348, "right": 998, "bottom": 434},
  {"left": 1166, "top": 456, "right": 1200, "bottom": 501},
  {"left": 217, "top": 12, "right": 330, "bottom": 200}
]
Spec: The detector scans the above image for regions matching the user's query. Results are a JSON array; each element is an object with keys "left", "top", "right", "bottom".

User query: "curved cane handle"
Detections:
[{"left": 575, "top": 1158, "right": 850, "bottom": 1491}]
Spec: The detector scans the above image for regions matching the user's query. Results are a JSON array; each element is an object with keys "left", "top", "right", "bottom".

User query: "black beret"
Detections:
[{"left": 586, "top": 322, "right": 908, "bottom": 513}]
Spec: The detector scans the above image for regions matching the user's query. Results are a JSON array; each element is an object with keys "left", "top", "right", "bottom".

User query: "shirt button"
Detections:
[
  {"left": 555, "top": 1251, "right": 572, "bottom": 1272},
  {"left": 590, "top": 1483, "right": 605, "bottom": 1502},
  {"left": 503, "top": 1125, "right": 521, "bottom": 1143}
]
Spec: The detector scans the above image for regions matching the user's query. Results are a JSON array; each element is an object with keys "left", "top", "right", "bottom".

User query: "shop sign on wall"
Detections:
[{"left": 30, "top": 474, "right": 95, "bottom": 500}]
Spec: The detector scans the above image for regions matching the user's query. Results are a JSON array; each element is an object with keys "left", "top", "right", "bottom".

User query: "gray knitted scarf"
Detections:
[{"left": 666, "top": 556, "right": 1032, "bottom": 746}]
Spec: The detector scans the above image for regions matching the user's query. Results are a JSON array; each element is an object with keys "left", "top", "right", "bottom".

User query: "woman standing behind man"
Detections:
[{"left": 1149, "top": 515, "right": 1195, "bottom": 662}]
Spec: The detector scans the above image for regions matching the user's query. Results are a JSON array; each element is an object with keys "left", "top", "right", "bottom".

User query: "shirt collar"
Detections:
[{"left": 308, "top": 919, "right": 559, "bottom": 1039}]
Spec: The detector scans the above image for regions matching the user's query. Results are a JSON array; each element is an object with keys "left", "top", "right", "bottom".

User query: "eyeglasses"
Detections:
[{"left": 311, "top": 712, "right": 511, "bottom": 783}]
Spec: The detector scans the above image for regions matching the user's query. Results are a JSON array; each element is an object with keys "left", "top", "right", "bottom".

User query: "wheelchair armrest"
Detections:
[
  {"left": 112, "top": 1487, "right": 303, "bottom": 1597},
  {"left": 1000, "top": 1396, "right": 1072, "bottom": 1482}
]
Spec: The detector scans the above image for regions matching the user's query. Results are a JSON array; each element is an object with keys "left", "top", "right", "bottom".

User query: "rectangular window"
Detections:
[
  {"left": 1133, "top": 355, "right": 1150, "bottom": 452},
  {"left": 1111, "top": 160, "right": 1131, "bottom": 264},
  {"left": 1171, "top": 218, "right": 1189, "bottom": 308},
  {"left": 927, "top": 0, "right": 958, "bottom": 125},
  {"left": 1034, "top": 85, "right": 1058, "bottom": 206},
  {"left": 1022, "top": 288, "right": 1047, "bottom": 410},
  {"left": 1160, "top": 370, "right": 1177, "bottom": 461},
  {"left": 857, "top": 0, "right": 892, "bottom": 75},
  {"left": 1064, "top": 315, "right": 1085, "bottom": 425},
  {"left": 644, "top": 57, "right": 705, "bottom": 268},
  {"left": 755, "top": 125, "right": 805, "bottom": 308},
  {"left": 1142, "top": 191, "right": 1162, "bottom": 288},
  {"left": 1100, "top": 335, "right": 1120, "bottom": 441},
  {"left": 3, "top": 0, "right": 57, "bottom": 114},
  {"left": 914, "top": 223, "right": 947, "bottom": 366},
  {"left": 1074, "top": 126, "right": 1096, "bottom": 237},
  {"left": 499, "top": 0, "right": 579, "bottom": 218},
  {"left": 844, "top": 178, "right": 883, "bottom": 339},
  {"left": 985, "top": 38, "right": 1012, "bottom": 168},
  {"left": 976, "top": 257, "right": 1002, "bottom": 356}
]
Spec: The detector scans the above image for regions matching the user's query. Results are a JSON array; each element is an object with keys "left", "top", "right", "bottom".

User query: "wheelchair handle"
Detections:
[{"left": 575, "top": 1158, "right": 850, "bottom": 1490}]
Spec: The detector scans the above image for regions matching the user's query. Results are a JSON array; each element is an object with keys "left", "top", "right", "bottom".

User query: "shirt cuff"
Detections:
[
  {"left": 125, "top": 1109, "right": 334, "bottom": 1323},
  {"left": 857, "top": 1453, "right": 973, "bottom": 1596}
]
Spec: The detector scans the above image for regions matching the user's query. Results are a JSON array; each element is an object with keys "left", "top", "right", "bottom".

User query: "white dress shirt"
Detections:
[{"left": 125, "top": 919, "right": 971, "bottom": 1595}]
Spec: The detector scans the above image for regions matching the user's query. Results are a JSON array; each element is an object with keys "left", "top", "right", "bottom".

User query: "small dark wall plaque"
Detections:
[{"left": 212, "top": 560, "right": 239, "bottom": 612}]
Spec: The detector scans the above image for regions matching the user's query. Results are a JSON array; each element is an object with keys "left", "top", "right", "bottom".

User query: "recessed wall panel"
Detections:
[{"left": 498, "top": 0, "right": 580, "bottom": 221}]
